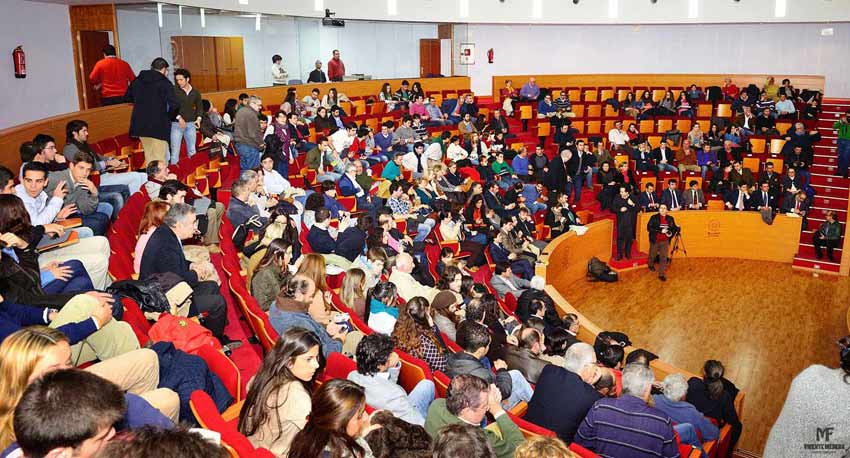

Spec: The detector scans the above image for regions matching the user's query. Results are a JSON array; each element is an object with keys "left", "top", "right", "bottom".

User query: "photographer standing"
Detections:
[{"left": 647, "top": 204, "right": 679, "bottom": 281}]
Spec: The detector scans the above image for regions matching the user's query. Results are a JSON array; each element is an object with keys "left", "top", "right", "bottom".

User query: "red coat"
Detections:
[{"left": 327, "top": 58, "right": 346, "bottom": 81}]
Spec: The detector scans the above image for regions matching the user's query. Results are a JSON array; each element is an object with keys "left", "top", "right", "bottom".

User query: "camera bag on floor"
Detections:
[{"left": 587, "top": 257, "right": 618, "bottom": 282}]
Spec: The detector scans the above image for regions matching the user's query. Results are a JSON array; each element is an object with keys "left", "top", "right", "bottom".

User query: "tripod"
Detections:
[{"left": 669, "top": 231, "right": 687, "bottom": 262}]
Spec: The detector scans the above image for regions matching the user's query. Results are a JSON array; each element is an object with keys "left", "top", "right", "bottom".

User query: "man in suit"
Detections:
[
  {"left": 729, "top": 161, "right": 756, "bottom": 188},
  {"left": 504, "top": 327, "right": 550, "bottom": 384},
  {"left": 139, "top": 203, "right": 240, "bottom": 350},
  {"left": 734, "top": 105, "right": 758, "bottom": 134},
  {"left": 659, "top": 179, "right": 683, "bottom": 211},
  {"left": 545, "top": 149, "right": 575, "bottom": 200},
  {"left": 45, "top": 151, "right": 112, "bottom": 236},
  {"left": 647, "top": 204, "right": 679, "bottom": 281},
  {"left": 572, "top": 140, "right": 595, "bottom": 204},
  {"left": 562, "top": 313, "right": 581, "bottom": 350},
  {"left": 638, "top": 182, "right": 660, "bottom": 212},
  {"left": 709, "top": 164, "right": 735, "bottom": 196},
  {"left": 524, "top": 343, "right": 602, "bottom": 443},
  {"left": 338, "top": 163, "right": 379, "bottom": 220},
  {"left": 348, "top": 334, "right": 433, "bottom": 426},
  {"left": 782, "top": 167, "right": 803, "bottom": 203},
  {"left": 612, "top": 186, "right": 638, "bottom": 260},
  {"left": 490, "top": 262, "right": 531, "bottom": 299},
  {"left": 682, "top": 180, "right": 705, "bottom": 210},
  {"left": 759, "top": 161, "right": 782, "bottom": 198},
  {"left": 782, "top": 190, "right": 811, "bottom": 229},
  {"left": 651, "top": 142, "right": 677, "bottom": 173},
  {"left": 484, "top": 181, "right": 518, "bottom": 221},
  {"left": 717, "top": 140, "right": 743, "bottom": 168},
  {"left": 784, "top": 144, "right": 812, "bottom": 187},
  {"left": 725, "top": 183, "right": 753, "bottom": 211},
  {"left": 751, "top": 181, "right": 777, "bottom": 213}
]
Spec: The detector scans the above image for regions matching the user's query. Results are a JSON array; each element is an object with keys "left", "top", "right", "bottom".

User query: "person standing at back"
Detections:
[
  {"left": 271, "top": 54, "right": 288, "bottom": 85},
  {"left": 328, "top": 49, "right": 346, "bottom": 82},
  {"left": 89, "top": 44, "right": 135, "bottom": 106},
  {"left": 234, "top": 96, "right": 265, "bottom": 171},
  {"left": 169, "top": 68, "right": 203, "bottom": 165},
  {"left": 126, "top": 57, "right": 180, "bottom": 166}
]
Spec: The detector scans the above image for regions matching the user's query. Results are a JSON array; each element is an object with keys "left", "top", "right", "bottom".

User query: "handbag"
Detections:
[
  {"left": 107, "top": 279, "right": 170, "bottom": 314},
  {"left": 148, "top": 314, "right": 222, "bottom": 353}
]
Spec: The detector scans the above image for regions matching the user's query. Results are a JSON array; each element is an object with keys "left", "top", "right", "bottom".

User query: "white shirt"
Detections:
[
  {"left": 301, "top": 95, "right": 321, "bottom": 117},
  {"left": 271, "top": 63, "right": 288, "bottom": 84},
  {"left": 446, "top": 143, "right": 469, "bottom": 162},
  {"left": 330, "top": 129, "right": 353, "bottom": 153},
  {"left": 401, "top": 152, "right": 426, "bottom": 174},
  {"left": 262, "top": 169, "right": 291, "bottom": 195},
  {"left": 608, "top": 128, "right": 629, "bottom": 146},
  {"left": 424, "top": 142, "right": 444, "bottom": 162},
  {"left": 15, "top": 184, "right": 63, "bottom": 226}
]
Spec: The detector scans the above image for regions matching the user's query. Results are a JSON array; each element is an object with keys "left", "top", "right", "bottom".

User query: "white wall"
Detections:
[
  {"left": 165, "top": 0, "right": 850, "bottom": 24},
  {"left": 0, "top": 0, "right": 78, "bottom": 129},
  {"left": 462, "top": 22, "right": 850, "bottom": 97},
  {"left": 116, "top": 8, "right": 437, "bottom": 88}
]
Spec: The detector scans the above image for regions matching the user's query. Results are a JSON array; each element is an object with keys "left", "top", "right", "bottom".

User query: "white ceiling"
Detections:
[{"left": 26, "top": 0, "right": 850, "bottom": 24}]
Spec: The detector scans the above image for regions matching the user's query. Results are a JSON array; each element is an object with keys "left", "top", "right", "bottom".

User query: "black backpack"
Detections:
[
  {"left": 587, "top": 257, "right": 618, "bottom": 283},
  {"left": 107, "top": 278, "right": 171, "bottom": 313}
]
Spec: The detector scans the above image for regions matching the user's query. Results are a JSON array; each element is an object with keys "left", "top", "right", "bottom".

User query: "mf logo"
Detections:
[{"left": 818, "top": 427, "right": 835, "bottom": 442}]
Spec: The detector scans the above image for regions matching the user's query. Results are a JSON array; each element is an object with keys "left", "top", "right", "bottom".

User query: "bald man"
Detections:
[{"left": 388, "top": 253, "right": 439, "bottom": 302}]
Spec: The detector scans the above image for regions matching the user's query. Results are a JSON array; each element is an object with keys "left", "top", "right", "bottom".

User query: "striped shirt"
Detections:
[{"left": 575, "top": 395, "right": 680, "bottom": 458}]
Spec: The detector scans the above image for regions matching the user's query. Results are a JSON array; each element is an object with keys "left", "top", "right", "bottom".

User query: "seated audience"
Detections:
[
  {"left": 45, "top": 151, "right": 112, "bottom": 236},
  {"left": 425, "top": 374, "right": 524, "bottom": 458},
  {"left": 133, "top": 200, "right": 170, "bottom": 274},
  {"left": 525, "top": 342, "right": 601, "bottom": 443},
  {"left": 446, "top": 320, "right": 532, "bottom": 410},
  {"left": 251, "top": 239, "right": 294, "bottom": 311},
  {"left": 365, "top": 281, "right": 400, "bottom": 335},
  {"left": 392, "top": 296, "right": 448, "bottom": 372},
  {"left": 504, "top": 327, "right": 550, "bottom": 384},
  {"left": 139, "top": 203, "right": 237, "bottom": 349},
  {"left": 339, "top": 267, "right": 368, "bottom": 319},
  {"left": 490, "top": 262, "right": 531, "bottom": 299},
  {"left": 686, "top": 360, "right": 743, "bottom": 450},
  {"left": 388, "top": 253, "right": 439, "bottom": 302},
  {"left": 238, "top": 328, "right": 321, "bottom": 457},
  {"left": 96, "top": 426, "right": 228, "bottom": 458},
  {"left": 652, "top": 373, "right": 720, "bottom": 450},
  {"left": 287, "top": 379, "right": 380, "bottom": 458},
  {"left": 576, "top": 363, "right": 678, "bottom": 458},
  {"left": 348, "top": 333, "right": 435, "bottom": 425},
  {"left": 431, "top": 423, "right": 496, "bottom": 458}
]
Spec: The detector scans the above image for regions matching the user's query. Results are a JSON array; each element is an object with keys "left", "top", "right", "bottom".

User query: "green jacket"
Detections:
[
  {"left": 492, "top": 161, "right": 515, "bottom": 176},
  {"left": 833, "top": 120, "right": 850, "bottom": 140},
  {"left": 251, "top": 263, "right": 286, "bottom": 311},
  {"left": 819, "top": 220, "right": 841, "bottom": 240},
  {"left": 424, "top": 399, "right": 524, "bottom": 458}
]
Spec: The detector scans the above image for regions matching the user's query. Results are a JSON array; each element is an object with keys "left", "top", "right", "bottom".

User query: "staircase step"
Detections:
[{"left": 792, "top": 257, "right": 842, "bottom": 273}]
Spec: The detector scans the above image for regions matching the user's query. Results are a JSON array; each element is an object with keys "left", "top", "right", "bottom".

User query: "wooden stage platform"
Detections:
[{"left": 563, "top": 258, "right": 849, "bottom": 454}]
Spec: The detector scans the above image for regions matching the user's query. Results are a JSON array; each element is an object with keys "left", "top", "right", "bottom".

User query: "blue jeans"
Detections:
[
  {"left": 504, "top": 370, "right": 534, "bottom": 410},
  {"left": 572, "top": 175, "right": 585, "bottom": 203},
  {"left": 585, "top": 169, "right": 593, "bottom": 189},
  {"left": 837, "top": 138, "right": 850, "bottom": 174},
  {"left": 407, "top": 379, "right": 435, "bottom": 422},
  {"left": 98, "top": 188, "right": 125, "bottom": 220},
  {"left": 468, "top": 232, "right": 489, "bottom": 245},
  {"left": 236, "top": 143, "right": 261, "bottom": 171},
  {"left": 317, "top": 172, "right": 342, "bottom": 183},
  {"left": 674, "top": 423, "right": 707, "bottom": 458},
  {"left": 496, "top": 175, "right": 521, "bottom": 190},
  {"left": 80, "top": 203, "right": 112, "bottom": 236},
  {"left": 658, "top": 162, "right": 678, "bottom": 173},
  {"left": 701, "top": 165, "right": 720, "bottom": 181},
  {"left": 71, "top": 227, "right": 94, "bottom": 238},
  {"left": 42, "top": 260, "right": 94, "bottom": 295},
  {"left": 413, "top": 218, "right": 436, "bottom": 242},
  {"left": 170, "top": 121, "right": 197, "bottom": 165}
]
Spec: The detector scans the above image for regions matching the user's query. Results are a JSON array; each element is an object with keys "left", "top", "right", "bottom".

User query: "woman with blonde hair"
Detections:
[
  {"left": 339, "top": 268, "right": 367, "bottom": 320},
  {"left": 514, "top": 436, "right": 577, "bottom": 458},
  {"left": 295, "top": 253, "right": 332, "bottom": 324},
  {"left": 134, "top": 200, "right": 171, "bottom": 274},
  {"left": 0, "top": 327, "right": 178, "bottom": 451}
]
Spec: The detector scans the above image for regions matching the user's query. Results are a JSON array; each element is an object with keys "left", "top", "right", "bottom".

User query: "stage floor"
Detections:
[{"left": 565, "top": 258, "right": 849, "bottom": 455}]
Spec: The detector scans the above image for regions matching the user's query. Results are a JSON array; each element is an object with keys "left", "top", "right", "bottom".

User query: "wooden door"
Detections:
[
  {"left": 419, "top": 39, "right": 441, "bottom": 78},
  {"left": 172, "top": 36, "right": 218, "bottom": 93},
  {"left": 214, "top": 37, "right": 246, "bottom": 91},
  {"left": 78, "top": 30, "right": 110, "bottom": 109}
]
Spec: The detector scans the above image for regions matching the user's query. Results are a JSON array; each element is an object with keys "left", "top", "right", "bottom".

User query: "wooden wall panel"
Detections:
[
  {"left": 0, "top": 76, "right": 471, "bottom": 171},
  {"left": 536, "top": 219, "right": 613, "bottom": 289},
  {"left": 215, "top": 37, "right": 247, "bottom": 92},
  {"left": 636, "top": 211, "right": 802, "bottom": 262},
  {"left": 491, "top": 73, "right": 825, "bottom": 103}
]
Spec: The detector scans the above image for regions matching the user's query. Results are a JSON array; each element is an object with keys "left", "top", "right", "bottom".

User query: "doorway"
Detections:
[
  {"left": 77, "top": 30, "right": 110, "bottom": 109},
  {"left": 419, "top": 39, "right": 441, "bottom": 78}
]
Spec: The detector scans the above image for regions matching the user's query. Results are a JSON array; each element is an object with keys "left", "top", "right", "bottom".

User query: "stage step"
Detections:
[{"left": 792, "top": 256, "right": 842, "bottom": 273}]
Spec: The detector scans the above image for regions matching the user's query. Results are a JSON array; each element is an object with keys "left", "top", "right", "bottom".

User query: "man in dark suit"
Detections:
[
  {"left": 484, "top": 181, "right": 518, "bottom": 221},
  {"left": 682, "top": 180, "right": 705, "bottom": 210},
  {"left": 647, "top": 204, "right": 678, "bottom": 281},
  {"left": 784, "top": 144, "right": 813, "bottom": 187},
  {"left": 612, "top": 186, "right": 637, "bottom": 260},
  {"left": 524, "top": 343, "right": 602, "bottom": 443},
  {"left": 782, "top": 190, "right": 811, "bottom": 229},
  {"left": 659, "top": 179, "right": 683, "bottom": 211},
  {"left": 504, "top": 328, "right": 550, "bottom": 384},
  {"left": 759, "top": 161, "right": 782, "bottom": 198},
  {"left": 140, "top": 203, "right": 240, "bottom": 350},
  {"left": 751, "top": 181, "right": 777, "bottom": 213},
  {"left": 782, "top": 167, "right": 803, "bottom": 202},
  {"left": 724, "top": 183, "right": 753, "bottom": 211},
  {"left": 562, "top": 313, "right": 581, "bottom": 349},
  {"left": 717, "top": 140, "right": 743, "bottom": 168},
  {"left": 729, "top": 161, "right": 756, "bottom": 188},
  {"left": 638, "top": 182, "right": 660, "bottom": 212},
  {"left": 545, "top": 149, "right": 575, "bottom": 199},
  {"left": 651, "top": 142, "right": 677, "bottom": 173}
]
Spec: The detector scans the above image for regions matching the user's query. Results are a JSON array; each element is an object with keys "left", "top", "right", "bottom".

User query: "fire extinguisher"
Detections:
[
  {"left": 13, "top": 46, "right": 26, "bottom": 79},
  {"left": 487, "top": 48, "right": 494, "bottom": 64}
]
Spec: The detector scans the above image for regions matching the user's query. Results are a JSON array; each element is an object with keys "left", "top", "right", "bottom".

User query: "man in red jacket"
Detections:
[
  {"left": 327, "top": 49, "right": 346, "bottom": 82},
  {"left": 88, "top": 44, "right": 135, "bottom": 106}
]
